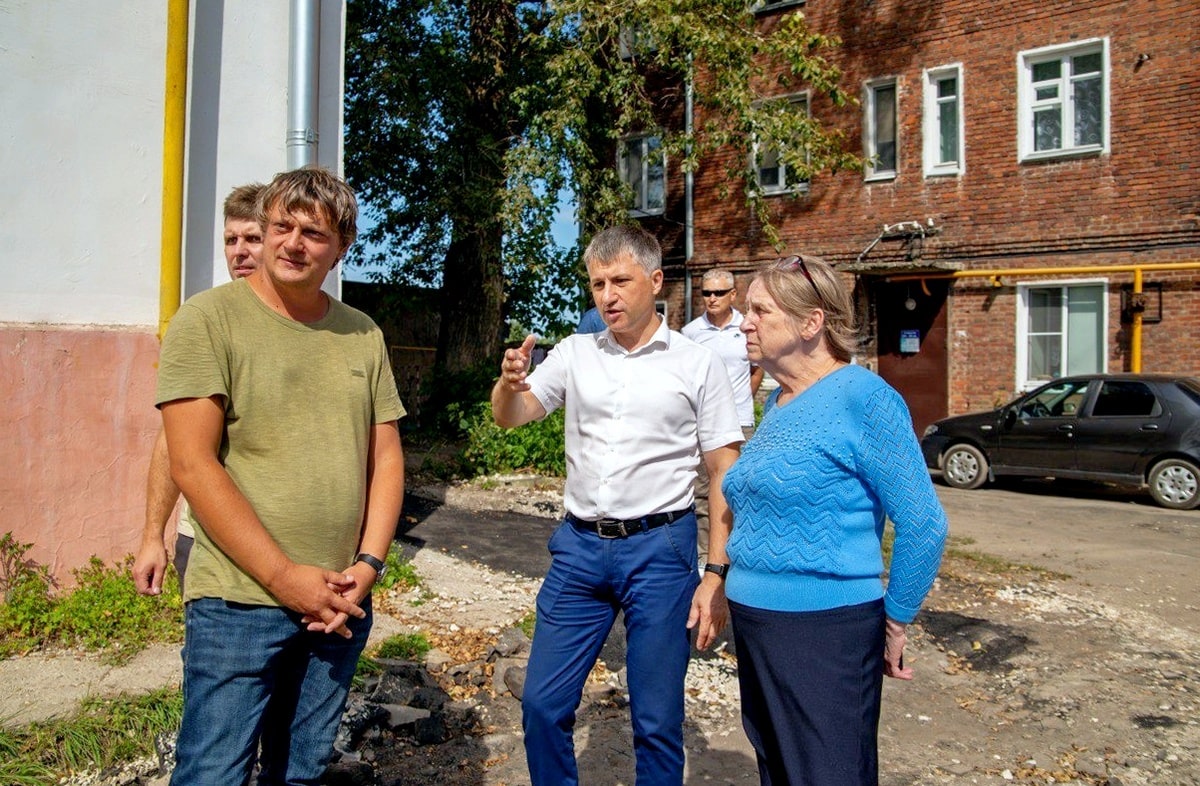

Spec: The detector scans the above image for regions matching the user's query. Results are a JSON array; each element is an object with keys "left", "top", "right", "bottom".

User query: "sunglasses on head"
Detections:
[
  {"left": 701, "top": 287, "right": 733, "bottom": 297},
  {"left": 775, "top": 255, "right": 824, "bottom": 307}
]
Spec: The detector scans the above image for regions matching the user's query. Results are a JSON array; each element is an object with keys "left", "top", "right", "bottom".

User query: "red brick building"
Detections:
[{"left": 627, "top": 0, "right": 1200, "bottom": 434}]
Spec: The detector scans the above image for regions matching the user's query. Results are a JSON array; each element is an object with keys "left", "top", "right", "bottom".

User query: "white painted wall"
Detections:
[{"left": 0, "top": 0, "right": 347, "bottom": 326}]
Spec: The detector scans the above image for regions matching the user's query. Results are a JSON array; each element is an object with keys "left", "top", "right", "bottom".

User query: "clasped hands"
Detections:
[{"left": 271, "top": 561, "right": 376, "bottom": 639}]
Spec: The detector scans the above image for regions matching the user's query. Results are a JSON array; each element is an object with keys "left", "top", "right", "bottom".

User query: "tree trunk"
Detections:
[
  {"left": 434, "top": 0, "right": 517, "bottom": 373},
  {"left": 437, "top": 222, "right": 506, "bottom": 373}
]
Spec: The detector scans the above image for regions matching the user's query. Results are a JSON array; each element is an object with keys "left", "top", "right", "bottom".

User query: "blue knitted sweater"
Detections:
[{"left": 722, "top": 364, "right": 947, "bottom": 623}]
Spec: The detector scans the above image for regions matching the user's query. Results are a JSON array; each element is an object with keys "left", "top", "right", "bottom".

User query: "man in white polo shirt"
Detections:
[
  {"left": 492, "top": 225, "right": 743, "bottom": 786},
  {"left": 682, "top": 267, "right": 763, "bottom": 562}
]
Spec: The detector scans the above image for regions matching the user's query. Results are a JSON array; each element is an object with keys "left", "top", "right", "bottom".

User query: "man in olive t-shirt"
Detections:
[{"left": 157, "top": 167, "right": 405, "bottom": 785}]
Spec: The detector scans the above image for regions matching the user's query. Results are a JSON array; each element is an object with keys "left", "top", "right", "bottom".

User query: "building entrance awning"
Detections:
[{"left": 838, "top": 260, "right": 964, "bottom": 275}]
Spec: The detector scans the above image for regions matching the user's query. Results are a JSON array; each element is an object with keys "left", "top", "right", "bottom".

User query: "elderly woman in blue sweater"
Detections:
[{"left": 719, "top": 254, "right": 948, "bottom": 786}]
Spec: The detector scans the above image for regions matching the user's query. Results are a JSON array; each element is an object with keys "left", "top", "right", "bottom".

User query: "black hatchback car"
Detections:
[{"left": 920, "top": 374, "right": 1200, "bottom": 510}]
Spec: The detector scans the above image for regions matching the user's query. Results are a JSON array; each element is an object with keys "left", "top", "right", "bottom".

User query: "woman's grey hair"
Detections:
[
  {"left": 755, "top": 254, "right": 857, "bottom": 362},
  {"left": 583, "top": 225, "right": 661, "bottom": 276}
]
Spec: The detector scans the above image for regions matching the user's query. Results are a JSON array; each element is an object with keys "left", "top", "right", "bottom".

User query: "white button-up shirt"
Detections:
[
  {"left": 681, "top": 309, "right": 756, "bottom": 427},
  {"left": 529, "top": 319, "right": 743, "bottom": 520}
]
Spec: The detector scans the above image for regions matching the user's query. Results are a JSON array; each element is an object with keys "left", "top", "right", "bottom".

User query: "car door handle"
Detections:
[
  {"left": 1057, "top": 424, "right": 1074, "bottom": 432},
  {"left": 1140, "top": 424, "right": 1159, "bottom": 431}
]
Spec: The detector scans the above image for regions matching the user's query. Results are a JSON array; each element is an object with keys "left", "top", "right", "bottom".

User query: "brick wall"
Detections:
[{"left": 651, "top": 0, "right": 1200, "bottom": 411}]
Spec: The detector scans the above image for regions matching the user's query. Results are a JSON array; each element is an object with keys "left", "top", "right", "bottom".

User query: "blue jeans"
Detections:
[
  {"left": 523, "top": 514, "right": 700, "bottom": 786},
  {"left": 170, "top": 597, "right": 372, "bottom": 786}
]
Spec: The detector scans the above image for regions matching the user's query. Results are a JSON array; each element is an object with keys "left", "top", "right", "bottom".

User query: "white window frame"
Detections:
[
  {"left": 923, "top": 64, "right": 964, "bottom": 177},
  {"left": 618, "top": 134, "right": 666, "bottom": 217},
  {"left": 753, "top": 92, "right": 811, "bottom": 196},
  {"left": 618, "top": 25, "right": 657, "bottom": 61},
  {"left": 1015, "top": 278, "right": 1109, "bottom": 391},
  {"left": 1017, "top": 38, "right": 1109, "bottom": 162},
  {"left": 863, "top": 77, "right": 899, "bottom": 181}
]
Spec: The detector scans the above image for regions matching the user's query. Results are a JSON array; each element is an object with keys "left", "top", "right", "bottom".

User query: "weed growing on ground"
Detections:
[
  {"left": 0, "top": 538, "right": 183, "bottom": 663},
  {"left": 375, "top": 632, "right": 432, "bottom": 661},
  {"left": 376, "top": 545, "right": 421, "bottom": 593},
  {"left": 0, "top": 687, "right": 182, "bottom": 784},
  {"left": 517, "top": 610, "right": 536, "bottom": 640},
  {"left": 457, "top": 401, "right": 566, "bottom": 476}
]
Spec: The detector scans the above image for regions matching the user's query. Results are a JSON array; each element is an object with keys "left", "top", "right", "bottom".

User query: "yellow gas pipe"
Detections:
[
  {"left": 158, "top": 0, "right": 189, "bottom": 340},
  {"left": 887, "top": 261, "right": 1200, "bottom": 373}
]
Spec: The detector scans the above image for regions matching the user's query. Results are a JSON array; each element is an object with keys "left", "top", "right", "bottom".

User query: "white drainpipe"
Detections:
[
  {"left": 684, "top": 66, "right": 695, "bottom": 323},
  {"left": 287, "top": 0, "right": 321, "bottom": 169}
]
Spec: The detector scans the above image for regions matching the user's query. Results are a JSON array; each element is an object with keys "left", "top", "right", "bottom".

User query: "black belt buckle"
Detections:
[{"left": 594, "top": 518, "right": 631, "bottom": 539}]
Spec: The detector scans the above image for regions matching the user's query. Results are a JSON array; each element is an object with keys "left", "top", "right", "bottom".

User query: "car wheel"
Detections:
[
  {"left": 1147, "top": 458, "right": 1200, "bottom": 510},
  {"left": 941, "top": 444, "right": 989, "bottom": 490}
]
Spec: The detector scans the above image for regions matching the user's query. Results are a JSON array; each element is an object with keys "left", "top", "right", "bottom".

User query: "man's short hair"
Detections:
[
  {"left": 258, "top": 166, "right": 359, "bottom": 251},
  {"left": 701, "top": 268, "right": 735, "bottom": 289},
  {"left": 584, "top": 225, "right": 661, "bottom": 275},
  {"left": 223, "top": 183, "right": 266, "bottom": 223}
]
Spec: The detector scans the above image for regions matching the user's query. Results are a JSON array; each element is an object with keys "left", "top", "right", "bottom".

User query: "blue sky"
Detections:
[{"left": 342, "top": 190, "right": 580, "bottom": 283}]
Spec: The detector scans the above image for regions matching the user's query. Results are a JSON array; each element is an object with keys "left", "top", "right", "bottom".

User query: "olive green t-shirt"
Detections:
[{"left": 156, "top": 279, "right": 405, "bottom": 605}]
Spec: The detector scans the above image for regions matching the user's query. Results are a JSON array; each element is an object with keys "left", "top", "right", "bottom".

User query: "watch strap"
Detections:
[
  {"left": 355, "top": 552, "right": 387, "bottom": 576},
  {"left": 703, "top": 562, "right": 730, "bottom": 578}
]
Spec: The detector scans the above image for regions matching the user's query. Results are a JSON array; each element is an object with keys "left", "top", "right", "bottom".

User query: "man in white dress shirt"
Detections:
[
  {"left": 681, "top": 268, "right": 763, "bottom": 562},
  {"left": 492, "top": 225, "right": 743, "bottom": 786}
]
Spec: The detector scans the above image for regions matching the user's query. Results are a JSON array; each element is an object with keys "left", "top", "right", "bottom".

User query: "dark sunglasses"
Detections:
[
  {"left": 701, "top": 287, "right": 733, "bottom": 297},
  {"left": 775, "top": 255, "right": 824, "bottom": 306}
]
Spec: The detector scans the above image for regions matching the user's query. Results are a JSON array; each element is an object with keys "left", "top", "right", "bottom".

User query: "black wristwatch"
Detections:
[
  {"left": 355, "top": 552, "right": 388, "bottom": 579},
  {"left": 703, "top": 562, "right": 730, "bottom": 579}
]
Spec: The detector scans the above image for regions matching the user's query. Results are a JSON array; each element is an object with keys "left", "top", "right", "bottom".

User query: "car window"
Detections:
[
  {"left": 1091, "top": 381, "right": 1159, "bottom": 417},
  {"left": 1019, "top": 379, "right": 1090, "bottom": 419},
  {"left": 1176, "top": 379, "right": 1200, "bottom": 406}
]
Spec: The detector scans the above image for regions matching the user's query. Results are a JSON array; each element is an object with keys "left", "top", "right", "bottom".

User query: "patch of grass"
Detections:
[
  {"left": 374, "top": 632, "right": 432, "bottom": 661},
  {"left": 0, "top": 687, "right": 182, "bottom": 783},
  {"left": 352, "top": 633, "right": 433, "bottom": 690},
  {"left": 517, "top": 610, "right": 536, "bottom": 640},
  {"left": 942, "top": 536, "right": 1069, "bottom": 579},
  {"left": 0, "top": 537, "right": 183, "bottom": 663},
  {"left": 351, "top": 653, "right": 386, "bottom": 691},
  {"left": 375, "top": 546, "right": 420, "bottom": 593}
]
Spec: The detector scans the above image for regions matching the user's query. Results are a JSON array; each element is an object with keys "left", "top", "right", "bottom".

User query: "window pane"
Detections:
[
  {"left": 1029, "top": 288, "right": 1063, "bottom": 332},
  {"left": 1028, "top": 335, "right": 1062, "bottom": 379},
  {"left": 873, "top": 84, "right": 896, "bottom": 170},
  {"left": 1093, "top": 382, "right": 1156, "bottom": 417},
  {"left": 1072, "top": 52, "right": 1102, "bottom": 75},
  {"left": 1035, "top": 85, "right": 1059, "bottom": 102},
  {"left": 1065, "top": 284, "right": 1103, "bottom": 374},
  {"left": 1032, "top": 60, "right": 1061, "bottom": 82},
  {"left": 759, "top": 147, "right": 782, "bottom": 187},
  {"left": 645, "top": 137, "right": 664, "bottom": 210},
  {"left": 1073, "top": 76, "right": 1103, "bottom": 147},
  {"left": 937, "top": 76, "right": 956, "bottom": 99},
  {"left": 1034, "top": 107, "right": 1062, "bottom": 151},
  {"left": 938, "top": 102, "right": 958, "bottom": 164},
  {"left": 622, "top": 142, "right": 643, "bottom": 209}
]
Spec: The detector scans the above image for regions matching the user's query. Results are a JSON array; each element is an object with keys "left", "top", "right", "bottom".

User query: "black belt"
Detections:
[{"left": 565, "top": 507, "right": 694, "bottom": 539}]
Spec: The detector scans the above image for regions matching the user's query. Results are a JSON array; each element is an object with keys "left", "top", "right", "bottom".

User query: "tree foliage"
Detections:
[{"left": 344, "top": 0, "right": 857, "bottom": 374}]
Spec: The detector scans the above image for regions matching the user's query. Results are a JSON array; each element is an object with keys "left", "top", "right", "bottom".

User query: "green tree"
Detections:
[{"left": 344, "top": 0, "right": 856, "bottom": 374}]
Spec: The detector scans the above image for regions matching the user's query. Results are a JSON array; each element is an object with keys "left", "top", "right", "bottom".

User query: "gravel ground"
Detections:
[{"left": 4, "top": 474, "right": 1197, "bottom": 786}]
